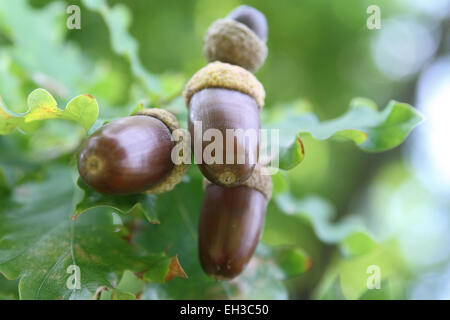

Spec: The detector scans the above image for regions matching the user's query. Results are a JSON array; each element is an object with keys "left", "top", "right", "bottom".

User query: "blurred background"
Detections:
[{"left": 0, "top": 0, "right": 449, "bottom": 299}]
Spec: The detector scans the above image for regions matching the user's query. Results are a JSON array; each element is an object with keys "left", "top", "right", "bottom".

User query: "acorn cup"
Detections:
[
  {"left": 198, "top": 165, "right": 272, "bottom": 279},
  {"left": 77, "top": 108, "right": 188, "bottom": 195},
  {"left": 204, "top": 5, "right": 268, "bottom": 73},
  {"left": 184, "top": 61, "right": 265, "bottom": 187}
]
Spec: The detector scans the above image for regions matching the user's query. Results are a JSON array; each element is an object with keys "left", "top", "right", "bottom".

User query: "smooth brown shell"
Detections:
[
  {"left": 189, "top": 88, "right": 260, "bottom": 186},
  {"left": 198, "top": 184, "right": 267, "bottom": 279},
  {"left": 77, "top": 115, "right": 174, "bottom": 195}
]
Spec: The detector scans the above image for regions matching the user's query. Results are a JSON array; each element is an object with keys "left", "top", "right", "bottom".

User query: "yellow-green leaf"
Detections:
[{"left": 0, "top": 89, "right": 99, "bottom": 135}]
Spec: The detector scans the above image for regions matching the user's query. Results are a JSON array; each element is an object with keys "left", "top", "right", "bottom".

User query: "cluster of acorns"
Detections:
[{"left": 77, "top": 5, "right": 270, "bottom": 279}]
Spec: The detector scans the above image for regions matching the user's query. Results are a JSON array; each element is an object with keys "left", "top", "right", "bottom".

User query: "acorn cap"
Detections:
[
  {"left": 135, "top": 108, "right": 189, "bottom": 194},
  {"left": 203, "top": 18, "right": 268, "bottom": 73},
  {"left": 203, "top": 165, "right": 273, "bottom": 199},
  {"left": 183, "top": 61, "right": 265, "bottom": 109}
]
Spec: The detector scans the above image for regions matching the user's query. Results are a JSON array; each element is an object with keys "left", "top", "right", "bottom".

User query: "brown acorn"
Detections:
[
  {"left": 227, "top": 5, "right": 268, "bottom": 42},
  {"left": 204, "top": 5, "right": 268, "bottom": 73},
  {"left": 198, "top": 165, "right": 272, "bottom": 279},
  {"left": 184, "top": 61, "right": 265, "bottom": 187},
  {"left": 77, "top": 109, "right": 188, "bottom": 195}
]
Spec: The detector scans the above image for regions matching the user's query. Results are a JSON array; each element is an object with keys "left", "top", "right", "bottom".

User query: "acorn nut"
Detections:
[
  {"left": 198, "top": 165, "right": 272, "bottom": 279},
  {"left": 77, "top": 108, "right": 188, "bottom": 195},
  {"left": 227, "top": 5, "right": 268, "bottom": 42},
  {"left": 184, "top": 61, "right": 265, "bottom": 187},
  {"left": 204, "top": 5, "right": 268, "bottom": 73}
]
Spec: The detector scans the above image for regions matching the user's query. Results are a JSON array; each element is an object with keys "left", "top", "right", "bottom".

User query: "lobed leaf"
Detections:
[
  {"left": 314, "top": 242, "right": 407, "bottom": 300},
  {"left": 0, "top": 0, "right": 89, "bottom": 99},
  {"left": 340, "top": 231, "right": 378, "bottom": 258},
  {"left": 278, "top": 134, "right": 305, "bottom": 170},
  {"left": 25, "top": 88, "right": 60, "bottom": 122},
  {"left": 272, "top": 247, "right": 312, "bottom": 278},
  {"left": 0, "top": 89, "right": 99, "bottom": 135},
  {"left": 0, "top": 166, "right": 185, "bottom": 299},
  {"left": 275, "top": 193, "right": 366, "bottom": 243},
  {"left": 94, "top": 270, "right": 144, "bottom": 300},
  {"left": 0, "top": 96, "right": 24, "bottom": 134},
  {"left": 0, "top": 276, "right": 18, "bottom": 300},
  {"left": 274, "top": 192, "right": 408, "bottom": 300},
  {"left": 266, "top": 98, "right": 423, "bottom": 170},
  {"left": 116, "top": 270, "right": 144, "bottom": 295},
  {"left": 143, "top": 254, "right": 187, "bottom": 283},
  {"left": 133, "top": 166, "right": 294, "bottom": 299},
  {"left": 82, "top": 0, "right": 160, "bottom": 95},
  {"left": 75, "top": 178, "right": 159, "bottom": 224},
  {"left": 62, "top": 94, "right": 99, "bottom": 132},
  {"left": 258, "top": 245, "right": 312, "bottom": 279}
]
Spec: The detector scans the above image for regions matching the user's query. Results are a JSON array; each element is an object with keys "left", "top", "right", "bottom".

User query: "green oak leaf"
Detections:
[
  {"left": 94, "top": 270, "right": 144, "bottom": 300},
  {"left": 0, "top": 89, "right": 99, "bottom": 135},
  {"left": 0, "top": 276, "right": 19, "bottom": 300},
  {"left": 0, "top": 96, "right": 24, "bottom": 134},
  {"left": 143, "top": 254, "right": 187, "bottom": 283},
  {"left": 0, "top": 52, "right": 24, "bottom": 113},
  {"left": 134, "top": 166, "right": 293, "bottom": 299},
  {"left": 133, "top": 167, "right": 225, "bottom": 299},
  {"left": 0, "top": 0, "right": 94, "bottom": 99},
  {"left": 129, "top": 101, "right": 145, "bottom": 115},
  {"left": 314, "top": 242, "right": 407, "bottom": 300},
  {"left": 272, "top": 246, "right": 312, "bottom": 279},
  {"left": 82, "top": 0, "right": 160, "bottom": 95},
  {"left": 0, "top": 167, "right": 11, "bottom": 197},
  {"left": 265, "top": 98, "right": 423, "bottom": 170},
  {"left": 278, "top": 134, "right": 305, "bottom": 170},
  {"left": 158, "top": 73, "right": 186, "bottom": 105},
  {"left": 116, "top": 270, "right": 144, "bottom": 295},
  {"left": 256, "top": 245, "right": 311, "bottom": 280},
  {"left": 340, "top": 231, "right": 378, "bottom": 258},
  {"left": 275, "top": 192, "right": 365, "bottom": 243},
  {"left": 25, "top": 88, "right": 60, "bottom": 122},
  {"left": 0, "top": 165, "right": 185, "bottom": 299},
  {"left": 75, "top": 178, "right": 159, "bottom": 224},
  {"left": 274, "top": 192, "right": 408, "bottom": 300},
  {"left": 60, "top": 94, "right": 99, "bottom": 132},
  {"left": 271, "top": 171, "right": 290, "bottom": 196},
  {"left": 82, "top": 0, "right": 184, "bottom": 103}
]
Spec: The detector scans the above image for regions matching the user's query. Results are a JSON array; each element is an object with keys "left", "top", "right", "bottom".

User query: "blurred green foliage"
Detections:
[{"left": 0, "top": 0, "right": 442, "bottom": 300}]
